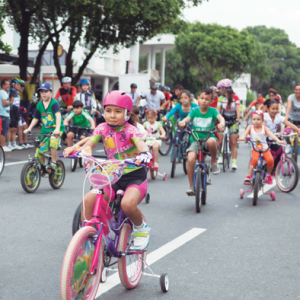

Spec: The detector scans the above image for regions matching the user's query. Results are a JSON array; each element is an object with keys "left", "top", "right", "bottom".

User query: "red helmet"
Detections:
[{"left": 103, "top": 90, "right": 133, "bottom": 111}]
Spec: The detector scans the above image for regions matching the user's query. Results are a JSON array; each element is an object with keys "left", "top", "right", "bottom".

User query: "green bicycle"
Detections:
[{"left": 20, "top": 131, "right": 66, "bottom": 193}]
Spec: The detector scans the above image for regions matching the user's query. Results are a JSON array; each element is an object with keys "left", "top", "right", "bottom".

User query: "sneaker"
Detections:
[
  {"left": 14, "top": 144, "right": 25, "bottom": 150},
  {"left": 217, "top": 156, "right": 223, "bottom": 164},
  {"left": 133, "top": 223, "right": 150, "bottom": 251},
  {"left": 25, "top": 143, "right": 34, "bottom": 148},
  {"left": 263, "top": 175, "right": 273, "bottom": 185},
  {"left": 6, "top": 144, "right": 14, "bottom": 150},
  {"left": 244, "top": 176, "right": 251, "bottom": 185},
  {"left": 46, "top": 162, "right": 57, "bottom": 173},
  {"left": 2, "top": 146, "right": 12, "bottom": 152},
  {"left": 21, "top": 143, "right": 29, "bottom": 149},
  {"left": 211, "top": 164, "right": 220, "bottom": 175},
  {"left": 232, "top": 162, "right": 237, "bottom": 170},
  {"left": 186, "top": 187, "right": 195, "bottom": 196}
]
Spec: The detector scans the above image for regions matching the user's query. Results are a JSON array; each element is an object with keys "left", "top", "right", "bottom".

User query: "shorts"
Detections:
[
  {"left": 9, "top": 106, "right": 20, "bottom": 128},
  {"left": 104, "top": 168, "right": 147, "bottom": 203},
  {"left": 187, "top": 141, "right": 208, "bottom": 153},
  {"left": 68, "top": 127, "right": 90, "bottom": 138},
  {"left": 228, "top": 123, "right": 239, "bottom": 135},
  {"left": 18, "top": 115, "right": 26, "bottom": 127},
  {"left": 38, "top": 131, "right": 63, "bottom": 152},
  {"left": 0, "top": 116, "right": 9, "bottom": 135}
]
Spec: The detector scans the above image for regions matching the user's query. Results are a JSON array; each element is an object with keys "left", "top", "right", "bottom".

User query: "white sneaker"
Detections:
[
  {"left": 217, "top": 156, "right": 223, "bottom": 164},
  {"left": 26, "top": 143, "right": 34, "bottom": 148},
  {"left": 13, "top": 144, "right": 24, "bottom": 150},
  {"left": 2, "top": 146, "right": 12, "bottom": 152},
  {"left": 133, "top": 223, "right": 150, "bottom": 251},
  {"left": 232, "top": 163, "right": 237, "bottom": 170}
]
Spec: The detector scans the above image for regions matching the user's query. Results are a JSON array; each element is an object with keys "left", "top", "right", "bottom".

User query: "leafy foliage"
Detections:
[{"left": 0, "top": 20, "right": 11, "bottom": 53}]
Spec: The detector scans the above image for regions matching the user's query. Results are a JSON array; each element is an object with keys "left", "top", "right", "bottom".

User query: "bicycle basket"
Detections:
[{"left": 84, "top": 159, "right": 126, "bottom": 189}]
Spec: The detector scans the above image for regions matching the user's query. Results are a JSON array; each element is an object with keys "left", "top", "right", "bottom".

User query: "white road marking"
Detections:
[
  {"left": 5, "top": 160, "right": 28, "bottom": 166},
  {"left": 96, "top": 227, "right": 206, "bottom": 297},
  {"left": 247, "top": 181, "right": 276, "bottom": 198}
]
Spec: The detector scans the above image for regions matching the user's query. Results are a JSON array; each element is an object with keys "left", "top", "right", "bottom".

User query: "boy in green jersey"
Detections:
[
  {"left": 63, "top": 100, "right": 95, "bottom": 147},
  {"left": 179, "top": 88, "right": 225, "bottom": 195},
  {"left": 24, "top": 83, "right": 65, "bottom": 172}
]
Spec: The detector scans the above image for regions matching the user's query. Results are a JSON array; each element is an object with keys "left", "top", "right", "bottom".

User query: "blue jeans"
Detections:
[{"left": 0, "top": 116, "right": 9, "bottom": 135}]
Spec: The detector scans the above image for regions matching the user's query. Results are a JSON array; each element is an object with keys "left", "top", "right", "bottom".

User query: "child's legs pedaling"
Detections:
[
  {"left": 186, "top": 143, "right": 198, "bottom": 188},
  {"left": 206, "top": 137, "right": 217, "bottom": 164},
  {"left": 152, "top": 140, "right": 161, "bottom": 163},
  {"left": 66, "top": 131, "right": 75, "bottom": 147},
  {"left": 49, "top": 132, "right": 62, "bottom": 162},
  {"left": 263, "top": 150, "right": 274, "bottom": 174}
]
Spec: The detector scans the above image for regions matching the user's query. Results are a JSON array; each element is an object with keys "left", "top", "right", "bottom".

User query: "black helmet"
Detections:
[{"left": 130, "top": 83, "right": 137, "bottom": 88}]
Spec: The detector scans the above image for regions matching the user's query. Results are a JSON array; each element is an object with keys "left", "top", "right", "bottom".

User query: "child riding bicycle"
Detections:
[
  {"left": 24, "top": 83, "right": 65, "bottom": 172},
  {"left": 179, "top": 88, "right": 225, "bottom": 195},
  {"left": 238, "top": 110, "right": 285, "bottom": 185},
  {"left": 64, "top": 90, "right": 152, "bottom": 251},
  {"left": 63, "top": 100, "right": 95, "bottom": 147}
]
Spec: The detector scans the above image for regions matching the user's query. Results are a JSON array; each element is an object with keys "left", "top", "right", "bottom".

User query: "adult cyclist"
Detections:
[
  {"left": 55, "top": 76, "right": 77, "bottom": 112},
  {"left": 285, "top": 83, "right": 300, "bottom": 127},
  {"left": 217, "top": 78, "right": 240, "bottom": 170}
]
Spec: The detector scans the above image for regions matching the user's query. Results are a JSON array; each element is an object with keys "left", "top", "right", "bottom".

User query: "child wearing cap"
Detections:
[
  {"left": 63, "top": 100, "right": 95, "bottom": 147},
  {"left": 24, "top": 83, "right": 65, "bottom": 172}
]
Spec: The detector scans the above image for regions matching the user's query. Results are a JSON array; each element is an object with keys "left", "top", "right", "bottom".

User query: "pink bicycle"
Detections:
[{"left": 60, "top": 151, "right": 169, "bottom": 300}]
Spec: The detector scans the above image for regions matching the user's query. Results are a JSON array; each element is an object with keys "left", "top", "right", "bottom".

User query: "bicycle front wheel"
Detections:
[
  {"left": 201, "top": 170, "right": 207, "bottom": 206},
  {"left": 159, "top": 124, "right": 172, "bottom": 156},
  {"left": 253, "top": 171, "right": 260, "bottom": 206},
  {"left": 171, "top": 146, "right": 178, "bottom": 178},
  {"left": 20, "top": 161, "right": 41, "bottom": 193},
  {"left": 195, "top": 169, "right": 202, "bottom": 213},
  {"left": 275, "top": 156, "right": 299, "bottom": 193},
  {"left": 49, "top": 159, "right": 65, "bottom": 189},
  {"left": 293, "top": 136, "right": 298, "bottom": 164},
  {"left": 60, "top": 226, "right": 103, "bottom": 300},
  {"left": 70, "top": 158, "right": 77, "bottom": 172},
  {"left": 72, "top": 203, "right": 82, "bottom": 235},
  {"left": 0, "top": 146, "right": 5, "bottom": 176},
  {"left": 222, "top": 135, "right": 227, "bottom": 172},
  {"left": 118, "top": 223, "right": 144, "bottom": 289}
]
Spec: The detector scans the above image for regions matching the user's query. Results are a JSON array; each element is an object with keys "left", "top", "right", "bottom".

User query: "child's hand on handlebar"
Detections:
[
  {"left": 278, "top": 140, "right": 286, "bottom": 145},
  {"left": 63, "top": 146, "right": 78, "bottom": 157},
  {"left": 135, "top": 151, "right": 152, "bottom": 166},
  {"left": 237, "top": 137, "right": 245, "bottom": 142},
  {"left": 217, "top": 123, "right": 225, "bottom": 132},
  {"left": 178, "top": 121, "right": 185, "bottom": 128}
]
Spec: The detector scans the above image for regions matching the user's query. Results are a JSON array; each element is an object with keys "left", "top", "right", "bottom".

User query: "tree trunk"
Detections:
[{"left": 52, "top": 38, "right": 63, "bottom": 84}]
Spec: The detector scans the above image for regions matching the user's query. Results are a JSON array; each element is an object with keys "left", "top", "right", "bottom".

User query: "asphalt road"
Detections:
[{"left": 1, "top": 140, "right": 300, "bottom": 300}]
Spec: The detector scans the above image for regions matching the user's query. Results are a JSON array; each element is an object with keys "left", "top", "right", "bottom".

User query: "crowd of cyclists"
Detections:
[{"left": 1, "top": 75, "right": 300, "bottom": 260}]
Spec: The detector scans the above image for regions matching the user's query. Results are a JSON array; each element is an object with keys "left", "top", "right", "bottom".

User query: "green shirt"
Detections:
[
  {"left": 33, "top": 98, "right": 65, "bottom": 134},
  {"left": 188, "top": 107, "right": 219, "bottom": 142},
  {"left": 67, "top": 109, "right": 91, "bottom": 127}
]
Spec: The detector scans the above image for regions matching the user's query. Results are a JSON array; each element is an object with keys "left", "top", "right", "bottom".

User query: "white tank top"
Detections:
[{"left": 249, "top": 125, "right": 268, "bottom": 150}]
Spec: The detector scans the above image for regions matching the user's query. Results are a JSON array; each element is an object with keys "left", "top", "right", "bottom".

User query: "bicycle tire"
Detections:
[
  {"left": 222, "top": 135, "right": 227, "bottom": 172},
  {"left": 60, "top": 226, "right": 103, "bottom": 300},
  {"left": 72, "top": 202, "right": 82, "bottom": 235},
  {"left": 171, "top": 146, "right": 178, "bottom": 178},
  {"left": 253, "top": 171, "right": 260, "bottom": 206},
  {"left": 70, "top": 158, "right": 77, "bottom": 172},
  {"left": 195, "top": 169, "right": 202, "bottom": 213},
  {"left": 0, "top": 146, "right": 5, "bottom": 176},
  {"left": 79, "top": 157, "right": 83, "bottom": 168},
  {"left": 275, "top": 156, "right": 299, "bottom": 193},
  {"left": 20, "top": 161, "right": 41, "bottom": 193},
  {"left": 159, "top": 124, "right": 172, "bottom": 156},
  {"left": 293, "top": 136, "right": 298, "bottom": 164},
  {"left": 150, "top": 169, "right": 157, "bottom": 180},
  {"left": 49, "top": 159, "right": 65, "bottom": 189},
  {"left": 183, "top": 158, "right": 187, "bottom": 175},
  {"left": 201, "top": 170, "right": 207, "bottom": 205},
  {"left": 118, "top": 223, "right": 144, "bottom": 289}
]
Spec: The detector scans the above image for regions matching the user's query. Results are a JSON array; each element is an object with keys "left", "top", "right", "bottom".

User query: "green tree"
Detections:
[
  {"left": 245, "top": 25, "right": 300, "bottom": 100},
  {"left": 0, "top": 19, "right": 11, "bottom": 53},
  {"left": 165, "top": 22, "right": 259, "bottom": 94}
]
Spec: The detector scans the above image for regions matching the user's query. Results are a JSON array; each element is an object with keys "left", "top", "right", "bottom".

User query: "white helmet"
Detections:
[{"left": 62, "top": 77, "right": 72, "bottom": 83}]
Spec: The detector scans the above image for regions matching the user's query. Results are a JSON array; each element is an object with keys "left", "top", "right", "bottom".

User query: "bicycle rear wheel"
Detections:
[
  {"left": 72, "top": 203, "right": 82, "bottom": 235},
  {"left": 253, "top": 171, "right": 260, "bottom": 206},
  {"left": 275, "top": 156, "right": 299, "bottom": 192},
  {"left": 159, "top": 124, "right": 172, "bottom": 156},
  {"left": 171, "top": 146, "right": 178, "bottom": 178},
  {"left": 118, "top": 223, "right": 144, "bottom": 289},
  {"left": 49, "top": 159, "right": 65, "bottom": 189},
  {"left": 222, "top": 135, "right": 227, "bottom": 172},
  {"left": 0, "top": 146, "right": 5, "bottom": 176},
  {"left": 292, "top": 136, "right": 298, "bottom": 164},
  {"left": 60, "top": 226, "right": 103, "bottom": 300},
  {"left": 20, "top": 161, "right": 41, "bottom": 193},
  {"left": 195, "top": 168, "right": 202, "bottom": 213}
]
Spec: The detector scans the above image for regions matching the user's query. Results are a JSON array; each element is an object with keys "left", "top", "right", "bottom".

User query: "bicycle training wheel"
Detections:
[
  {"left": 0, "top": 146, "right": 5, "bottom": 176},
  {"left": 195, "top": 169, "right": 202, "bottom": 213},
  {"left": 60, "top": 226, "right": 103, "bottom": 300},
  {"left": 118, "top": 223, "right": 145, "bottom": 289},
  {"left": 20, "top": 161, "right": 41, "bottom": 193},
  {"left": 253, "top": 171, "right": 260, "bottom": 206},
  {"left": 70, "top": 158, "right": 77, "bottom": 172},
  {"left": 49, "top": 159, "right": 65, "bottom": 189},
  {"left": 171, "top": 146, "right": 178, "bottom": 178},
  {"left": 275, "top": 156, "right": 299, "bottom": 193},
  {"left": 72, "top": 202, "right": 82, "bottom": 235},
  {"left": 159, "top": 124, "right": 172, "bottom": 156},
  {"left": 292, "top": 136, "right": 298, "bottom": 164}
]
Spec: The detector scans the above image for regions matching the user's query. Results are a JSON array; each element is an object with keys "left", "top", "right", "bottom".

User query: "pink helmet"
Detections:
[
  {"left": 217, "top": 78, "right": 232, "bottom": 89},
  {"left": 103, "top": 90, "right": 133, "bottom": 111}
]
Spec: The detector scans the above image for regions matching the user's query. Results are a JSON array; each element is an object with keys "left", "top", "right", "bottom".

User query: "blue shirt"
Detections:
[
  {"left": 166, "top": 102, "right": 198, "bottom": 121},
  {"left": 0, "top": 89, "right": 9, "bottom": 117}
]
